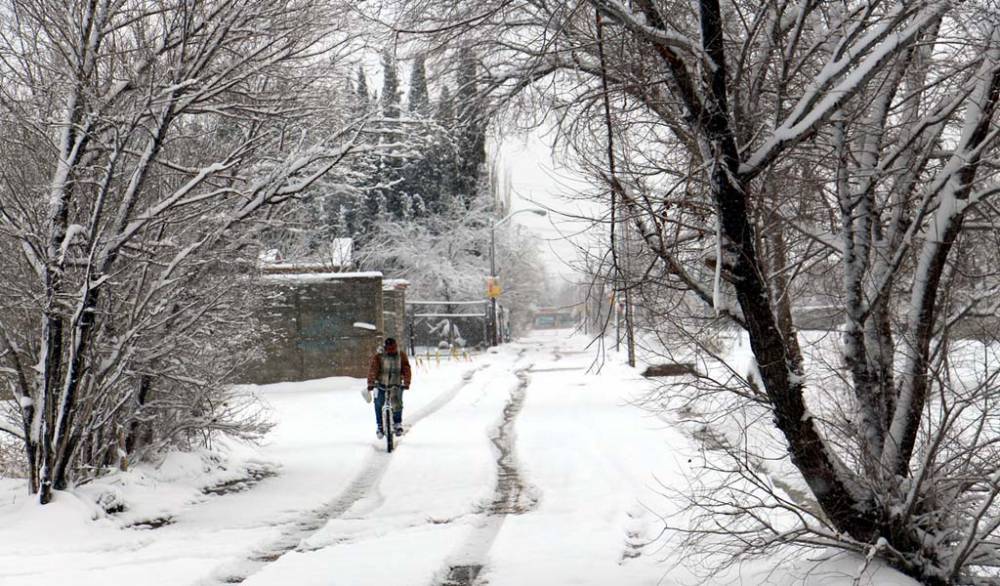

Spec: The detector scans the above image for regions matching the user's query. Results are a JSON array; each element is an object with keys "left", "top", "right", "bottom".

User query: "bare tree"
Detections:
[
  {"left": 0, "top": 0, "right": 371, "bottom": 504},
  {"left": 382, "top": 1, "right": 1000, "bottom": 582},
  {"left": 356, "top": 186, "right": 545, "bottom": 331}
]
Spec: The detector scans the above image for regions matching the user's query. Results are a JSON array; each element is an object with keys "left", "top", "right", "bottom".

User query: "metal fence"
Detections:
[{"left": 406, "top": 299, "right": 490, "bottom": 351}]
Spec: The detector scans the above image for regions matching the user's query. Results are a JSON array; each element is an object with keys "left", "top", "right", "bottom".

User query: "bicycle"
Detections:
[{"left": 378, "top": 384, "right": 404, "bottom": 453}]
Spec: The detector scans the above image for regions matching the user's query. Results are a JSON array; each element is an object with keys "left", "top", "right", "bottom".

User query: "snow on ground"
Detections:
[
  {"left": 467, "top": 332, "right": 915, "bottom": 586},
  {"left": 242, "top": 351, "right": 522, "bottom": 586},
  {"left": 480, "top": 332, "right": 682, "bottom": 585},
  {"left": 0, "top": 360, "right": 475, "bottom": 586},
  {"left": 0, "top": 331, "right": 919, "bottom": 585}
]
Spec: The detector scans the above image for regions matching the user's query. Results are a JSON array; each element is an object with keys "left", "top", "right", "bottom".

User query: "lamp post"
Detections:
[{"left": 489, "top": 208, "right": 547, "bottom": 346}]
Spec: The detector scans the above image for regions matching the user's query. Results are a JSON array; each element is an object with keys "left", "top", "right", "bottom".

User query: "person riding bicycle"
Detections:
[{"left": 364, "top": 337, "right": 412, "bottom": 438}]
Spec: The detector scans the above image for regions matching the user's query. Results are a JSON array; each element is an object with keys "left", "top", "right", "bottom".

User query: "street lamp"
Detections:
[{"left": 489, "top": 208, "right": 547, "bottom": 346}]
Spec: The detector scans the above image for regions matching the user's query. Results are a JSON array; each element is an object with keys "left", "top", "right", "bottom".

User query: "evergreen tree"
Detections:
[
  {"left": 436, "top": 85, "right": 454, "bottom": 126},
  {"left": 408, "top": 55, "right": 431, "bottom": 117},
  {"left": 356, "top": 65, "right": 373, "bottom": 115},
  {"left": 299, "top": 51, "right": 489, "bottom": 250},
  {"left": 376, "top": 48, "right": 404, "bottom": 219},
  {"left": 381, "top": 48, "right": 400, "bottom": 119},
  {"left": 454, "top": 48, "right": 487, "bottom": 208},
  {"left": 430, "top": 84, "right": 459, "bottom": 213},
  {"left": 397, "top": 77, "right": 448, "bottom": 218}
]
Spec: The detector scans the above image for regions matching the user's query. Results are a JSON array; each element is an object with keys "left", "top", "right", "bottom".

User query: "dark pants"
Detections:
[{"left": 374, "top": 386, "right": 403, "bottom": 431}]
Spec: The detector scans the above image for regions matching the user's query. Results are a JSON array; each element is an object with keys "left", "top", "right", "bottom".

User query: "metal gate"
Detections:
[{"left": 405, "top": 299, "right": 490, "bottom": 352}]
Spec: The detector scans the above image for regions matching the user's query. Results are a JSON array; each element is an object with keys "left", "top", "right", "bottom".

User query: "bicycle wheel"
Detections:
[{"left": 383, "top": 403, "right": 394, "bottom": 453}]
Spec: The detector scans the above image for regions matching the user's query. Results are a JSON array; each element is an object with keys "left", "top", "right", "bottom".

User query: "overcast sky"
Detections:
[{"left": 495, "top": 127, "right": 602, "bottom": 287}]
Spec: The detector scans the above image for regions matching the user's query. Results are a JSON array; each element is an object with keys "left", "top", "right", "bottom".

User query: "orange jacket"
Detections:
[{"left": 367, "top": 351, "right": 412, "bottom": 389}]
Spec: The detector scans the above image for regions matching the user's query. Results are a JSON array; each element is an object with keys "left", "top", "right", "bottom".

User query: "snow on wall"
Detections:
[{"left": 261, "top": 271, "right": 383, "bottom": 282}]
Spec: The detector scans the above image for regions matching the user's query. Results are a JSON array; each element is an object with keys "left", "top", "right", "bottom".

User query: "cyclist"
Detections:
[{"left": 364, "top": 337, "right": 412, "bottom": 438}]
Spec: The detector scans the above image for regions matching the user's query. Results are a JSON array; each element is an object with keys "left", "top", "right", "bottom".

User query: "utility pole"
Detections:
[
  {"left": 489, "top": 224, "right": 498, "bottom": 346},
  {"left": 622, "top": 224, "right": 636, "bottom": 367},
  {"left": 597, "top": 9, "right": 635, "bottom": 366},
  {"left": 489, "top": 208, "right": 546, "bottom": 346},
  {"left": 615, "top": 289, "right": 621, "bottom": 352}
]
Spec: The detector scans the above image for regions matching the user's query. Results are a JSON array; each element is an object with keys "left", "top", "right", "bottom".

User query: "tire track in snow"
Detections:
[
  {"left": 485, "top": 367, "right": 537, "bottom": 517},
  {"left": 202, "top": 367, "right": 483, "bottom": 585},
  {"left": 439, "top": 360, "right": 538, "bottom": 586}
]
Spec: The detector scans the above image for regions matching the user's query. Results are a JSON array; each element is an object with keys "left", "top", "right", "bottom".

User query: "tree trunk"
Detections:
[{"left": 696, "top": 0, "right": 878, "bottom": 540}]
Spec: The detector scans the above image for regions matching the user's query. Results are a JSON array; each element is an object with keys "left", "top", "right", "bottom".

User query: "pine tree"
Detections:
[
  {"left": 376, "top": 48, "right": 404, "bottom": 218},
  {"left": 430, "top": 84, "right": 459, "bottom": 213},
  {"left": 381, "top": 48, "right": 400, "bottom": 119},
  {"left": 454, "top": 49, "right": 487, "bottom": 208},
  {"left": 408, "top": 55, "right": 431, "bottom": 117},
  {"left": 436, "top": 85, "right": 454, "bottom": 126},
  {"left": 356, "top": 65, "right": 373, "bottom": 115},
  {"left": 392, "top": 57, "right": 437, "bottom": 221},
  {"left": 310, "top": 52, "right": 488, "bottom": 247}
]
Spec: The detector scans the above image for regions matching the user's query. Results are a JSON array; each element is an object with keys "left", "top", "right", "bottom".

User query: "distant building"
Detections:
[{"left": 532, "top": 307, "right": 578, "bottom": 329}]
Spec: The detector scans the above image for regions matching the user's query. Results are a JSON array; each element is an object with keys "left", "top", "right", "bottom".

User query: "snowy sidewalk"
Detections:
[
  {"left": 0, "top": 332, "right": 918, "bottom": 585},
  {"left": 242, "top": 331, "right": 686, "bottom": 586},
  {"left": 242, "top": 347, "right": 525, "bottom": 586},
  {"left": 0, "top": 359, "right": 478, "bottom": 586}
]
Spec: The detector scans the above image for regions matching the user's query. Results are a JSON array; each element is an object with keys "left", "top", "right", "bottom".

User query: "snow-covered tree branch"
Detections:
[
  {"left": 0, "top": 0, "right": 372, "bottom": 504},
  {"left": 380, "top": 0, "right": 1000, "bottom": 581}
]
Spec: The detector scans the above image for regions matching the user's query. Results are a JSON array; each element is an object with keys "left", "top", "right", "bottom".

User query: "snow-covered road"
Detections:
[
  {"left": 0, "top": 331, "right": 917, "bottom": 585},
  {"left": 236, "top": 330, "right": 683, "bottom": 586}
]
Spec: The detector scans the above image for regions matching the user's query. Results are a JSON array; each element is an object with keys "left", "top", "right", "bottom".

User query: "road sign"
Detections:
[{"left": 487, "top": 276, "right": 502, "bottom": 299}]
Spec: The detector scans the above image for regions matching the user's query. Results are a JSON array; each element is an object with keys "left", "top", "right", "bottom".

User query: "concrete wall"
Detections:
[
  {"left": 241, "top": 272, "right": 384, "bottom": 383},
  {"left": 382, "top": 281, "right": 408, "bottom": 347}
]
